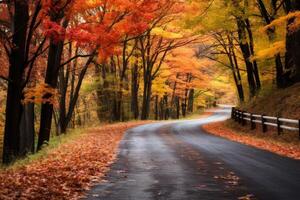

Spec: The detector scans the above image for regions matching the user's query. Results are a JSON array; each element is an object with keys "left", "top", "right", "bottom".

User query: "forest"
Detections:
[
  {"left": 0, "top": 0, "right": 300, "bottom": 199},
  {"left": 0, "top": 0, "right": 299, "bottom": 166}
]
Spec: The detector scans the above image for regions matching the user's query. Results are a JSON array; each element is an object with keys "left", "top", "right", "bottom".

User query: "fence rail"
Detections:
[{"left": 231, "top": 107, "right": 300, "bottom": 139}]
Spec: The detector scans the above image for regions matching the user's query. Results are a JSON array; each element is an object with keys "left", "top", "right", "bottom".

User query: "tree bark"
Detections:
[
  {"left": 257, "top": 0, "right": 285, "bottom": 87},
  {"left": 236, "top": 19, "right": 257, "bottom": 97},
  {"left": 285, "top": 0, "right": 300, "bottom": 83},
  {"left": 187, "top": 89, "right": 194, "bottom": 113},
  {"left": 19, "top": 103, "right": 35, "bottom": 154},
  {"left": 141, "top": 75, "right": 152, "bottom": 120},
  {"left": 37, "top": 38, "right": 65, "bottom": 150},
  {"left": 227, "top": 33, "right": 245, "bottom": 101},
  {"left": 3, "top": 1, "right": 29, "bottom": 164},
  {"left": 245, "top": 19, "right": 261, "bottom": 90},
  {"left": 131, "top": 63, "right": 140, "bottom": 119}
]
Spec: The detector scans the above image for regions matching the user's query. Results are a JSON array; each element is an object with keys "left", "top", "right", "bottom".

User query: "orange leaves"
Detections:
[
  {"left": 161, "top": 47, "right": 211, "bottom": 96},
  {"left": 42, "top": 0, "right": 160, "bottom": 62},
  {"left": 23, "top": 83, "right": 60, "bottom": 106},
  {"left": 0, "top": 121, "right": 150, "bottom": 200},
  {"left": 203, "top": 122, "right": 300, "bottom": 160}
]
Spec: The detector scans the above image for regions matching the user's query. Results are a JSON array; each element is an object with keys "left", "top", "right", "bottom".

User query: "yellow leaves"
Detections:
[
  {"left": 151, "top": 27, "right": 183, "bottom": 39},
  {"left": 184, "top": 1, "right": 202, "bottom": 16},
  {"left": 23, "top": 83, "right": 60, "bottom": 106},
  {"left": 128, "top": 56, "right": 142, "bottom": 66},
  {"left": 264, "top": 11, "right": 300, "bottom": 33},
  {"left": 252, "top": 41, "right": 286, "bottom": 61}
]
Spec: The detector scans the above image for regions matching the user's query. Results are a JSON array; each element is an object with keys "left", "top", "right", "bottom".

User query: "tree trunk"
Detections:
[
  {"left": 245, "top": 19, "right": 261, "bottom": 90},
  {"left": 37, "top": 39, "right": 64, "bottom": 150},
  {"left": 58, "top": 44, "right": 71, "bottom": 134},
  {"left": 131, "top": 64, "right": 139, "bottom": 119},
  {"left": 227, "top": 33, "right": 245, "bottom": 102},
  {"left": 175, "top": 97, "right": 180, "bottom": 119},
  {"left": 62, "top": 55, "right": 94, "bottom": 130},
  {"left": 154, "top": 95, "right": 159, "bottom": 120},
  {"left": 187, "top": 89, "right": 194, "bottom": 113},
  {"left": 19, "top": 103, "right": 35, "bottom": 154},
  {"left": 141, "top": 76, "right": 152, "bottom": 120},
  {"left": 58, "top": 67, "right": 68, "bottom": 134},
  {"left": 257, "top": 0, "right": 285, "bottom": 88},
  {"left": 236, "top": 19, "right": 257, "bottom": 97},
  {"left": 285, "top": 0, "right": 300, "bottom": 83},
  {"left": 3, "top": 1, "right": 29, "bottom": 164}
]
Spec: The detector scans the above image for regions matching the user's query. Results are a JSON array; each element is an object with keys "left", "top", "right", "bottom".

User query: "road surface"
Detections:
[{"left": 86, "top": 108, "right": 300, "bottom": 200}]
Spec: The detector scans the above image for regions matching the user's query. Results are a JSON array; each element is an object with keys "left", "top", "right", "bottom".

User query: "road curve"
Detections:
[{"left": 86, "top": 108, "right": 300, "bottom": 200}]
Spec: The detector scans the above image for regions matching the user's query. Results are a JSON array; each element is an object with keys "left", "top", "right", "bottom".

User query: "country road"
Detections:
[{"left": 86, "top": 108, "right": 300, "bottom": 200}]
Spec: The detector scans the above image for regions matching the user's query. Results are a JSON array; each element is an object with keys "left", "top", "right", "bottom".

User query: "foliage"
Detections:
[{"left": 23, "top": 84, "right": 60, "bottom": 106}]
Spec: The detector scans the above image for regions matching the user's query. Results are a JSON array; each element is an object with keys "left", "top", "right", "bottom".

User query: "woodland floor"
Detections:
[
  {"left": 203, "top": 120, "right": 300, "bottom": 160},
  {"left": 241, "top": 83, "right": 300, "bottom": 119},
  {"left": 0, "top": 121, "right": 151, "bottom": 200}
]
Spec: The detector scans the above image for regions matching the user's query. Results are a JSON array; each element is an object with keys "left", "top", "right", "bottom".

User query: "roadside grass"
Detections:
[
  {"left": 203, "top": 120, "right": 300, "bottom": 160},
  {"left": 2, "top": 128, "right": 86, "bottom": 170}
]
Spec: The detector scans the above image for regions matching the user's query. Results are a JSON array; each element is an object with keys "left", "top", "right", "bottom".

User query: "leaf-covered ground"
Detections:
[
  {"left": 0, "top": 122, "right": 150, "bottom": 200},
  {"left": 203, "top": 121, "right": 300, "bottom": 160}
]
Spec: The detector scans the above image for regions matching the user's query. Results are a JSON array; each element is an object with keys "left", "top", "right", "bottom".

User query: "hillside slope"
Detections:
[{"left": 241, "top": 83, "right": 300, "bottom": 119}]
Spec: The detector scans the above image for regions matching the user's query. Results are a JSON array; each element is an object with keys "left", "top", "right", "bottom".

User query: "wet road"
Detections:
[{"left": 86, "top": 108, "right": 300, "bottom": 200}]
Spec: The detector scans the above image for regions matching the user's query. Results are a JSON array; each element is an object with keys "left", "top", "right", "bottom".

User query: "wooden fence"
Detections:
[{"left": 231, "top": 107, "right": 300, "bottom": 139}]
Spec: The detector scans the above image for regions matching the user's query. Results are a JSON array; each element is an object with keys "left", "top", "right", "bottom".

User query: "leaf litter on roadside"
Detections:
[
  {"left": 203, "top": 122, "right": 300, "bottom": 160},
  {"left": 0, "top": 122, "right": 150, "bottom": 200}
]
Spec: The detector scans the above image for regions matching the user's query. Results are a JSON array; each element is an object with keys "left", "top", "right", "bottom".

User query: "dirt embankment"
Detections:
[{"left": 240, "top": 83, "right": 300, "bottom": 119}]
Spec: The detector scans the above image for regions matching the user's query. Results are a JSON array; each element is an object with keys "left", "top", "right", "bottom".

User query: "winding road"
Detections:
[{"left": 87, "top": 107, "right": 300, "bottom": 200}]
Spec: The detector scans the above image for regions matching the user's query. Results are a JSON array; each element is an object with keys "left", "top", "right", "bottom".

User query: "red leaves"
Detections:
[
  {"left": 40, "top": 0, "right": 164, "bottom": 62},
  {"left": 0, "top": 122, "right": 150, "bottom": 200},
  {"left": 42, "top": 19, "right": 66, "bottom": 42}
]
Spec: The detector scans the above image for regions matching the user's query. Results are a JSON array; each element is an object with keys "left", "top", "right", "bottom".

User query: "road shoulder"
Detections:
[{"left": 202, "top": 120, "right": 300, "bottom": 160}]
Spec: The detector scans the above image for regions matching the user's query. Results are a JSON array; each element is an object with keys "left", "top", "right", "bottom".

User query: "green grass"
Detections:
[{"left": 0, "top": 128, "right": 86, "bottom": 170}]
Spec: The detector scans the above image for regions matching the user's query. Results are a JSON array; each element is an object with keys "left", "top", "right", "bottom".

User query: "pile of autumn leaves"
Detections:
[
  {"left": 203, "top": 122, "right": 300, "bottom": 160},
  {"left": 0, "top": 122, "right": 148, "bottom": 200}
]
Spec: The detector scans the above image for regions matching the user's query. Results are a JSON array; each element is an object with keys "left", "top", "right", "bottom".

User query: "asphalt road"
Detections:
[{"left": 86, "top": 108, "right": 300, "bottom": 200}]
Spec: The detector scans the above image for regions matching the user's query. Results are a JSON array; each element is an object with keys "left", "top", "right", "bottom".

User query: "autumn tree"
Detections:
[
  {"left": 1, "top": 0, "right": 47, "bottom": 163},
  {"left": 37, "top": 0, "right": 160, "bottom": 147}
]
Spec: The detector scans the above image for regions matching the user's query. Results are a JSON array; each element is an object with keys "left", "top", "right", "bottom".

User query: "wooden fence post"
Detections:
[
  {"left": 277, "top": 117, "right": 281, "bottom": 135},
  {"left": 242, "top": 111, "right": 246, "bottom": 126},
  {"left": 250, "top": 113, "right": 255, "bottom": 130},
  {"left": 262, "top": 114, "right": 267, "bottom": 133},
  {"left": 250, "top": 113, "right": 256, "bottom": 130},
  {"left": 298, "top": 120, "right": 300, "bottom": 140},
  {"left": 234, "top": 109, "right": 238, "bottom": 122}
]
